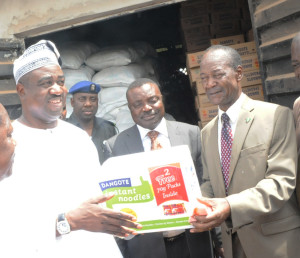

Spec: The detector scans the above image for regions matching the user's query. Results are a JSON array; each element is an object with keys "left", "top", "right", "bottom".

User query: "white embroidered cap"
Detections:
[{"left": 13, "top": 40, "right": 61, "bottom": 83}]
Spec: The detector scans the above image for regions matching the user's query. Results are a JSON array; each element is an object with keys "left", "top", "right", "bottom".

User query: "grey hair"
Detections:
[{"left": 203, "top": 45, "right": 242, "bottom": 70}]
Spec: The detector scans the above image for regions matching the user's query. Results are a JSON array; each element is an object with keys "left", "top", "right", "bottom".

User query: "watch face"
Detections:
[{"left": 57, "top": 221, "right": 70, "bottom": 234}]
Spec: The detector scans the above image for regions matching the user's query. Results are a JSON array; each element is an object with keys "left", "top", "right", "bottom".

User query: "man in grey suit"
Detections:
[
  {"left": 189, "top": 45, "right": 300, "bottom": 258},
  {"left": 104, "top": 78, "right": 222, "bottom": 258}
]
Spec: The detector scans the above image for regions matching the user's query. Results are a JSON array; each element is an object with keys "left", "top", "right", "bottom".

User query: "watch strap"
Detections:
[{"left": 57, "top": 213, "right": 66, "bottom": 222}]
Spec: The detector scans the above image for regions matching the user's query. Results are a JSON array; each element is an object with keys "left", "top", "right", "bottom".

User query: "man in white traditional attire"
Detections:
[{"left": 0, "top": 40, "right": 141, "bottom": 258}]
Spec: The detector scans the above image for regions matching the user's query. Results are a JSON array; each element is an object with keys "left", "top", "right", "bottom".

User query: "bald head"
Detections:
[
  {"left": 202, "top": 45, "right": 242, "bottom": 70},
  {"left": 291, "top": 32, "right": 300, "bottom": 80}
]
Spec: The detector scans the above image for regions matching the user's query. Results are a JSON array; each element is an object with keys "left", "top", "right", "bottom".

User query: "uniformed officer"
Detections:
[{"left": 67, "top": 80, "right": 117, "bottom": 164}]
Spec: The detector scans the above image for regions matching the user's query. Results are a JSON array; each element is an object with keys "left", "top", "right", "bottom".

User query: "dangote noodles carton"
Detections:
[{"left": 98, "top": 145, "right": 202, "bottom": 233}]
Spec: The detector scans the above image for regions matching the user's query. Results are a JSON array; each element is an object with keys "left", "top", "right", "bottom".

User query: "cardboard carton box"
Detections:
[
  {"left": 199, "top": 105, "right": 218, "bottom": 122},
  {"left": 184, "top": 37, "right": 211, "bottom": 52},
  {"left": 188, "top": 67, "right": 201, "bottom": 84},
  {"left": 183, "top": 25, "right": 211, "bottom": 40},
  {"left": 210, "top": 20, "right": 241, "bottom": 38},
  {"left": 180, "top": 3, "right": 209, "bottom": 18},
  {"left": 241, "top": 7, "right": 251, "bottom": 20},
  {"left": 196, "top": 94, "right": 215, "bottom": 108},
  {"left": 210, "top": 9, "right": 241, "bottom": 24},
  {"left": 241, "top": 19, "right": 252, "bottom": 33},
  {"left": 181, "top": 15, "right": 210, "bottom": 29},
  {"left": 242, "top": 84, "right": 264, "bottom": 100},
  {"left": 230, "top": 41, "right": 257, "bottom": 57},
  {"left": 246, "top": 29, "right": 254, "bottom": 42},
  {"left": 186, "top": 51, "right": 205, "bottom": 68},
  {"left": 208, "top": 0, "right": 236, "bottom": 12},
  {"left": 196, "top": 80, "right": 205, "bottom": 95},
  {"left": 241, "top": 53, "right": 259, "bottom": 72},
  {"left": 210, "top": 34, "right": 245, "bottom": 46},
  {"left": 241, "top": 70, "right": 262, "bottom": 87},
  {"left": 235, "top": 0, "right": 248, "bottom": 9}
]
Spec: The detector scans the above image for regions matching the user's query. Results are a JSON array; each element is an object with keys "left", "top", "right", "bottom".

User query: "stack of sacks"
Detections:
[
  {"left": 57, "top": 41, "right": 99, "bottom": 118},
  {"left": 86, "top": 42, "right": 158, "bottom": 132}
]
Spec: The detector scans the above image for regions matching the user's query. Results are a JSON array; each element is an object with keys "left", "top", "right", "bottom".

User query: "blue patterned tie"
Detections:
[{"left": 221, "top": 113, "right": 233, "bottom": 194}]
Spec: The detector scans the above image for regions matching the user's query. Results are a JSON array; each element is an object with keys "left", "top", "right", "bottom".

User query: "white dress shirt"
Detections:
[
  {"left": 137, "top": 117, "right": 171, "bottom": 151},
  {"left": 137, "top": 118, "right": 184, "bottom": 238}
]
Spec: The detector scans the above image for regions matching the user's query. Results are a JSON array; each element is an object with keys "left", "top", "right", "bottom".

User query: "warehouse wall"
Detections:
[
  {"left": 0, "top": 0, "right": 184, "bottom": 39},
  {"left": 248, "top": 0, "right": 300, "bottom": 107}
]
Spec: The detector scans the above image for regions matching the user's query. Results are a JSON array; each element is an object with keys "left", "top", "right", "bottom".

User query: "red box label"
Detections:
[{"left": 149, "top": 163, "right": 189, "bottom": 206}]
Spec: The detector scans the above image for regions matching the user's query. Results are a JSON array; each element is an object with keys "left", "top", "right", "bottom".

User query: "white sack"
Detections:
[
  {"left": 99, "top": 87, "right": 127, "bottom": 104},
  {"left": 96, "top": 100, "right": 128, "bottom": 118},
  {"left": 63, "top": 65, "right": 95, "bottom": 90},
  {"left": 58, "top": 41, "right": 99, "bottom": 69},
  {"left": 115, "top": 109, "right": 135, "bottom": 132},
  {"left": 85, "top": 45, "right": 139, "bottom": 71},
  {"left": 92, "top": 64, "right": 147, "bottom": 88}
]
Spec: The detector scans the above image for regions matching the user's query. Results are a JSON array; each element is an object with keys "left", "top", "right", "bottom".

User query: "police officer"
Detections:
[{"left": 67, "top": 80, "right": 117, "bottom": 164}]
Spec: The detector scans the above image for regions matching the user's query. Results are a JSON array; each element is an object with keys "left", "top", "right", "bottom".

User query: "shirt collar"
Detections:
[
  {"left": 137, "top": 117, "right": 169, "bottom": 140},
  {"left": 218, "top": 92, "right": 246, "bottom": 124}
]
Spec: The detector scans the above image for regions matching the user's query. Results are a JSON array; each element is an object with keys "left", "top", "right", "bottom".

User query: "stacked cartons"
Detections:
[
  {"left": 180, "top": 0, "right": 249, "bottom": 53},
  {"left": 180, "top": 1, "right": 211, "bottom": 53},
  {"left": 209, "top": 0, "right": 242, "bottom": 38},
  {"left": 210, "top": 34, "right": 244, "bottom": 46},
  {"left": 230, "top": 41, "right": 264, "bottom": 97},
  {"left": 180, "top": 0, "right": 261, "bottom": 128}
]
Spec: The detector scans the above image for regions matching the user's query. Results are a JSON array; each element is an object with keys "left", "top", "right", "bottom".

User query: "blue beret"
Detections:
[{"left": 69, "top": 81, "right": 101, "bottom": 94}]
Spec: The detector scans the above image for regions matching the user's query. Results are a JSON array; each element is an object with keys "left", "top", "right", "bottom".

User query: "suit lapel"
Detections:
[
  {"left": 228, "top": 97, "right": 255, "bottom": 184},
  {"left": 124, "top": 125, "right": 144, "bottom": 154},
  {"left": 166, "top": 121, "right": 183, "bottom": 146}
]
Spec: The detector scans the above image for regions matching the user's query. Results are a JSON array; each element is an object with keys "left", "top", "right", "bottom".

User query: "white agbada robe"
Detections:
[{"left": 0, "top": 119, "right": 122, "bottom": 258}]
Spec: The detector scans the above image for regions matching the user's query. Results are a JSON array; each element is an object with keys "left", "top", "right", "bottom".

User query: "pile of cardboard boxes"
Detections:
[{"left": 180, "top": 0, "right": 264, "bottom": 128}]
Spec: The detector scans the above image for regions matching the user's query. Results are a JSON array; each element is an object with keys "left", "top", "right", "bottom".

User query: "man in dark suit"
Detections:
[{"left": 104, "top": 78, "right": 221, "bottom": 258}]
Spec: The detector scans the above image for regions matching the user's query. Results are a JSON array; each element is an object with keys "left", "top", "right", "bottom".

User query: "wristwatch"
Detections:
[{"left": 56, "top": 213, "right": 71, "bottom": 235}]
